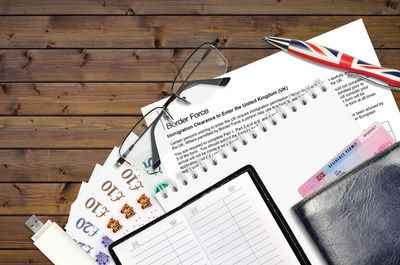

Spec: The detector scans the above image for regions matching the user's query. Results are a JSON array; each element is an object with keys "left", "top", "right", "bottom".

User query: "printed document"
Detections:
[{"left": 141, "top": 19, "right": 399, "bottom": 264}]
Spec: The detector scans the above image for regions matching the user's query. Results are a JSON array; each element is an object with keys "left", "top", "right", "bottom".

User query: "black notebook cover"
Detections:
[{"left": 293, "top": 142, "right": 400, "bottom": 265}]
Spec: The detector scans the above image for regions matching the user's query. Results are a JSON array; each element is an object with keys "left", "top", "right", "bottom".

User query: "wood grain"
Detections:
[
  {"left": 0, "top": 83, "right": 170, "bottom": 115},
  {"left": 0, "top": 215, "right": 67, "bottom": 249},
  {"left": 394, "top": 90, "right": 400, "bottom": 109},
  {"left": 0, "top": 183, "right": 79, "bottom": 214},
  {"left": 0, "top": 16, "right": 399, "bottom": 48},
  {"left": 0, "top": 49, "right": 399, "bottom": 82},
  {"left": 1, "top": 82, "right": 399, "bottom": 116},
  {"left": 0, "top": 48, "right": 272, "bottom": 82},
  {"left": 0, "top": 149, "right": 111, "bottom": 182},
  {"left": 0, "top": 0, "right": 398, "bottom": 15},
  {"left": 0, "top": 250, "right": 50, "bottom": 265},
  {"left": 0, "top": 116, "right": 140, "bottom": 148}
]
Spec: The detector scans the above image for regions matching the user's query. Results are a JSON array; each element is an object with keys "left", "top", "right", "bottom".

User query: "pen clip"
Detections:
[{"left": 347, "top": 72, "right": 400, "bottom": 92}]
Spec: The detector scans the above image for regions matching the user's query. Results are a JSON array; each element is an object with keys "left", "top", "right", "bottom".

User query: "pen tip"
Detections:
[{"left": 263, "top": 36, "right": 290, "bottom": 51}]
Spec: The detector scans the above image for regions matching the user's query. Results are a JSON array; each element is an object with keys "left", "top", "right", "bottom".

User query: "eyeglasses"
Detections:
[{"left": 116, "top": 41, "right": 230, "bottom": 169}]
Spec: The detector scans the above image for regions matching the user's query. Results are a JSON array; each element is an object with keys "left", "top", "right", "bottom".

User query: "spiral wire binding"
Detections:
[
  {"left": 258, "top": 119, "right": 268, "bottom": 132},
  {"left": 266, "top": 111, "right": 278, "bottom": 125},
  {"left": 176, "top": 171, "right": 188, "bottom": 186},
  {"left": 188, "top": 167, "right": 198, "bottom": 179},
  {"left": 218, "top": 147, "right": 228, "bottom": 159},
  {"left": 159, "top": 80, "right": 328, "bottom": 198},
  {"left": 209, "top": 154, "right": 218, "bottom": 166},
  {"left": 275, "top": 106, "right": 287, "bottom": 119},
  {"left": 285, "top": 99, "right": 297, "bottom": 112},
  {"left": 229, "top": 141, "right": 238, "bottom": 152}
]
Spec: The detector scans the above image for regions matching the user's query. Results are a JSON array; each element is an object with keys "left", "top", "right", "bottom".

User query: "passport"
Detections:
[{"left": 293, "top": 142, "right": 400, "bottom": 265}]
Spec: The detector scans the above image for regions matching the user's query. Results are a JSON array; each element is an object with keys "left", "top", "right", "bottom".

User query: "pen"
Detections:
[{"left": 264, "top": 36, "right": 400, "bottom": 90}]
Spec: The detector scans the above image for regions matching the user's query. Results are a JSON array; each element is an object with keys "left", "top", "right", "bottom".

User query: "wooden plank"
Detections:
[
  {"left": 0, "top": 149, "right": 111, "bottom": 182},
  {"left": 0, "top": 49, "right": 273, "bottom": 82},
  {"left": 394, "top": 91, "right": 400, "bottom": 109},
  {"left": 2, "top": 89, "right": 400, "bottom": 149},
  {"left": 1, "top": 84, "right": 399, "bottom": 116},
  {"left": 0, "top": 250, "right": 50, "bottom": 265},
  {"left": 0, "top": 183, "right": 79, "bottom": 214},
  {"left": 0, "top": 83, "right": 170, "bottom": 115},
  {"left": 0, "top": 215, "right": 67, "bottom": 249},
  {"left": 0, "top": 49, "right": 399, "bottom": 82},
  {"left": 0, "top": 16, "right": 400, "bottom": 48},
  {"left": 0, "top": 116, "right": 140, "bottom": 148},
  {"left": 0, "top": 0, "right": 398, "bottom": 15},
  {"left": 1, "top": 82, "right": 399, "bottom": 116}
]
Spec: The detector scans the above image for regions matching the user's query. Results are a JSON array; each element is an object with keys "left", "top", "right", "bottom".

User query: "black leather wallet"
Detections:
[{"left": 293, "top": 142, "right": 400, "bottom": 265}]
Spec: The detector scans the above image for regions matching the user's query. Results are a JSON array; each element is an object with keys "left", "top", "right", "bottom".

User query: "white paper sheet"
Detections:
[{"left": 139, "top": 19, "right": 400, "bottom": 264}]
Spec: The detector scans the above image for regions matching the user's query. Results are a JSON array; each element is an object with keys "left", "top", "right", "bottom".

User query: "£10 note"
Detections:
[
  {"left": 65, "top": 182, "right": 116, "bottom": 265},
  {"left": 88, "top": 163, "right": 161, "bottom": 234},
  {"left": 104, "top": 147, "right": 170, "bottom": 203}
]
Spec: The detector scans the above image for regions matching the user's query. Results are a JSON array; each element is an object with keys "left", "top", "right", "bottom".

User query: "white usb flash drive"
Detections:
[{"left": 25, "top": 215, "right": 97, "bottom": 265}]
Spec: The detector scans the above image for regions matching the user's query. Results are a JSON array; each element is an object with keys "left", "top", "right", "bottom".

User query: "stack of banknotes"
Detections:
[{"left": 65, "top": 147, "right": 168, "bottom": 265}]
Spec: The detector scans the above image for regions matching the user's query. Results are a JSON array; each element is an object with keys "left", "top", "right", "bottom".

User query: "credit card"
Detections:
[{"left": 299, "top": 122, "right": 395, "bottom": 198}]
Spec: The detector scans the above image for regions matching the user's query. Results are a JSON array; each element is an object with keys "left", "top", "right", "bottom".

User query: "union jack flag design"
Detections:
[{"left": 287, "top": 39, "right": 400, "bottom": 87}]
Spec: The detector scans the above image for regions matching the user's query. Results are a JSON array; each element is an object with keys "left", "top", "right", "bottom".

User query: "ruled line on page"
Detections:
[
  {"left": 190, "top": 202, "right": 227, "bottom": 225},
  {"left": 198, "top": 217, "right": 235, "bottom": 237},
  {"left": 187, "top": 190, "right": 255, "bottom": 263},
  {"left": 189, "top": 188, "right": 242, "bottom": 223},
  {"left": 133, "top": 223, "right": 186, "bottom": 261},
  {"left": 129, "top": 220, "right": 206, "bottom": 265},
  {"left": 195, "top": 210, "right": 230, "bottom": 231},
  {"left": 129, "top": 221, "right": 184, "bottom": 253},
  {"left": 186, "top": 186, "right": 285, "bottom": 265},
  {"left": 202, "top": 221, "right": 238, "bottom": 242}
]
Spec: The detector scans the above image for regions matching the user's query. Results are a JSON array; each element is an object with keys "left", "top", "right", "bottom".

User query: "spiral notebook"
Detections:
[{"left": 110, "top": 166, "right": 310, "bottom": 265}]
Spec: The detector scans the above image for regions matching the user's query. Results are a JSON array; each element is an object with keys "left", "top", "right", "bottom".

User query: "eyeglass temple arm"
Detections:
[
  {"left": 174, "top": 77, "right": 230, "bottom": 95},
  {"left": 165, "top": 77, "right": 230, "bottom": 106},
  {"left": 151, "top": 77, "right": 230, "bottom": 169},
  {"left": 190, "top": 77, "right": 230, "bottom": 86},
  {"left": 150, "top": 113, "right": 163, "bottom": 170}
]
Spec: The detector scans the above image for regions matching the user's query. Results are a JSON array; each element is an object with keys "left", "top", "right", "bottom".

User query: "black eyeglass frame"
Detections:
[{"left": 117, "top": 41, "right": 231, "bottom": 169}]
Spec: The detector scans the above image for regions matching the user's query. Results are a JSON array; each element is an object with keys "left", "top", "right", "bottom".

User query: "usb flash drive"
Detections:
[{"left": 25, "top": 215, "right": 97, "bottom": 265}]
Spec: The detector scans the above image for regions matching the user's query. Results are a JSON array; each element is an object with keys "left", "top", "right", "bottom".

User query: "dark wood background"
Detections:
[{"left": 0, "top": 1, "right": 399, "bottom": 264}]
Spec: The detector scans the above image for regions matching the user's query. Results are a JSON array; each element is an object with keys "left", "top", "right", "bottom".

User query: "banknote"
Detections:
[
  {"left": 88, "top": 163, "right": 161, "bottom": 233},
  {"left": 66, "top": 142, "right": 167, "bottom": 265},
  {"left": 299, "top": 122, "right": 395, "bottom": 198},
  {"left": 65, "top": 182, "right": 116, "bottom": 265},
  {"left": 103, "top": 147, "right": 170, "bottom": 202}
]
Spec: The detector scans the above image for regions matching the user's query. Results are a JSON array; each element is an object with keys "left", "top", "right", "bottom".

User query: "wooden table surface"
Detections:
[{"left": 0, "top": 1, "right": 399, "bottom": 264}]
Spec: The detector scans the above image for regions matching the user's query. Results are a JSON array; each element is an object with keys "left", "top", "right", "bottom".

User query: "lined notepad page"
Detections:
[{"left": 113, "top": 172, "right": 300, "bottom": 264}]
